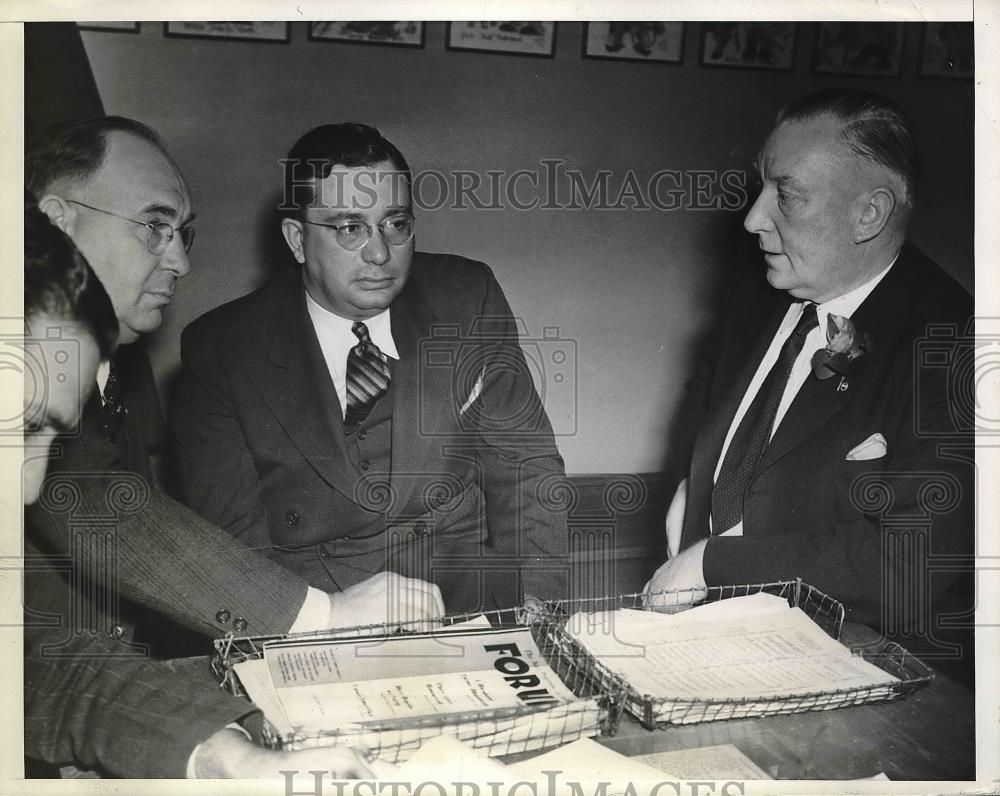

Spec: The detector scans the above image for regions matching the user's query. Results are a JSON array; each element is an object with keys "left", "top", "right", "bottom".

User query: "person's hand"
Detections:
[
  {"left": 328, "top": 572, "right": 445, "bottom": 631},
  {"left": 642, "top": 538, "right": 708, "bottom": 611},
  {"left": 192, "top": 726, "right": 373, "bottom": 778},
  {"left": 521, "top": 594, "right": 551, "bottom": 621},
  {"left": 665, "top": 478, "right": 688, "bottom": 559}
]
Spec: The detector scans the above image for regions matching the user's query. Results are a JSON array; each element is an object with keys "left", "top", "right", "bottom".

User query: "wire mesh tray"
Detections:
[
  {"left": 212, "top": 606, "right": 628, "bottom": 762},
  {"left": 540, "top": 579, "right": 935, "bottom": 729}
]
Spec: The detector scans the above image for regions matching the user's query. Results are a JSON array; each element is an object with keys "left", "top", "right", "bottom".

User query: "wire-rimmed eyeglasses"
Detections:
[
  {"left": 66, "top": 199, "right": 195, "bottom": 254},
  {"left": 301, "top": 214, "right": 415, "bottom": 252}
]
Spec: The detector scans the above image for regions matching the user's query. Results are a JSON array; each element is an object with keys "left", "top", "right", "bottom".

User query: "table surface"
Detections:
[{"left": 594, "top": 625, "right": 976, "bottom": 781}]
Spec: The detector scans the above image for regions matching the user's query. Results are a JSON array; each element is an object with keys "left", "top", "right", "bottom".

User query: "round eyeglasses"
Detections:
[
  {"left": 65, "top": 199, "right": 195, "bottom": 255},
  {"left": 301, "top": 214, "right": 415, "bottom": 252}
]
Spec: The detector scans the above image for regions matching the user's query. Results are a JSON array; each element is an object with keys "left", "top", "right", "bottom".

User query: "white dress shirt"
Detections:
[
  {"left": 304, "top": 290, "right": 399, "bottom": 417},
  {"left": 287, "top": 292, "right": 403, "bottom": 636},
  {"left": 711, "top": 257, "right": 896, "bottom": 534},
  {"left": 96, "top": 360, "right": 110, "bottom": 399}
]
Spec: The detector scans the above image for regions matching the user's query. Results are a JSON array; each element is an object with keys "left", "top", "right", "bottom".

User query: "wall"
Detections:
[{"left": 79, "top": 21, "right": 974, "bottom": 474}]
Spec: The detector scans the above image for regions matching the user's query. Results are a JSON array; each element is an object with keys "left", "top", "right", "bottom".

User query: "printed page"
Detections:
[
  {"left": 265, "top": 624, "right": 548, "bottom": 685},
  {"left": 566, "top": 600, "right": 897, "bottom": 700},
  {"left": 256, "top": 624, "right": 578, "bottom": 732},
  {"left": 274, "top": 665, "right": 573, "bottom": 730},
  {"left": 660, "top": 591, "right": 794, "bottom": 624},
  {"left": 232, "top": 658, "right": 294, "bottom": 736}
]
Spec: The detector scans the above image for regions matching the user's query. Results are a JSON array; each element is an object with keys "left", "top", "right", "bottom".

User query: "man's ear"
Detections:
[
  {"left": 854, "top": 187, "right": 896, "bottom": 243},
  {"left": 281, "top": 218, "right": 306, "bottom": 264},
  {"left": 36, "top": 195, "right": 77, "bottom": 235}
]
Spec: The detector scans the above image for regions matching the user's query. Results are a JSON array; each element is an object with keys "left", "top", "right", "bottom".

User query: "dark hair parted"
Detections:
[
  {"left": 26, "top": 116, "right": 164, "bottom": 198},
  {"left": 25, "top": 193, "right": 118, "bottom": 360},
  {"left": 776, "top": 89, "right": 918, "bottom": 210},
  {"left": 282, "top": 123, "right": 411, "bottom": 217}
]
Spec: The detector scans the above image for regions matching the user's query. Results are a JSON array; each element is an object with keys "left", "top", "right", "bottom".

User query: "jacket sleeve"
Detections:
[
  {"left": 24, "top": 639, "right": 253, "bottom": 778},
  {"left": 467, "top": 267, "right": 571, "bottom": 602},
  {"left": 27, "top": 470, "right": 308, "bottom": 638},
  {"left": 170, "top": 321, "right": 278, "bottom": 562}
]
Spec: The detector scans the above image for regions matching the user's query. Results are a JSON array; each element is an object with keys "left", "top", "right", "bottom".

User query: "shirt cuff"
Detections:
[
  {"left": 287, "top": 586, "right": 330, "bottom": 634},
  {"left": 186, "top": 723, "right": 252, "bottom": 778}
]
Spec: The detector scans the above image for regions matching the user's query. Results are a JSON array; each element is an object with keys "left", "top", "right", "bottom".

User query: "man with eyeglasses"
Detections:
[
  {"left": 25, "top": 117, "right": 444, "bottom": 670},
  {"left": 171, "top": 122, "right": 569, "bottom": 614},
  {"left": 22, "top": 198, "right": 377, "bottom": 779}
]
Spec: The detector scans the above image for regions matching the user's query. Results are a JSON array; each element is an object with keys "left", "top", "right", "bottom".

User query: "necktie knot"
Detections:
[
  {"left": 345, "top": 322, "right": 390, "bottom": 430},
  {"left": 352, "top": 321, "right": 372, "bottom": 345},
  {"left": 794, "top": 302, "right": 819, "bottom": 338}
]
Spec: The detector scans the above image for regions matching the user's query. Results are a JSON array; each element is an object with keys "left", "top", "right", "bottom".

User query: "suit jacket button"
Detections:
[
  {"left": 358, "top": 430, "right": 367, "bottom": 440},
  {"left": 216, "top": 609, "right": 231, "bottom": 624},
  {"left": 319, "top": 544, "right": 331, "bottom": 558},
  {"left": 233, "top": 618, "right": 248, "bottom": 633},
  {"left": 286, "top": 512, "right": 300, "bottom": 526},
  {"left": 107, "top": 623, "right": 125, "bottom": 640},
  {"left": 360, "top": 460, "right": 371, "bottom": 470}
]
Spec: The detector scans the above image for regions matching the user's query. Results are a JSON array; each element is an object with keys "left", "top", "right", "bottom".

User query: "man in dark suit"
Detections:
[
  {"left": 24, "top": 119, "right": 442, "bottom": 776},
  {"left": 22, "top": 201, "right": 374, "bottom": 778},
  {"left": 26, "top": 117, "right": 443, "bottom": 649},
  {"left": 171, "top": 123, "right": 569, "bottom": 614},
  {"left": 645, "top": 90, "right": 974, "bottom": 678}
]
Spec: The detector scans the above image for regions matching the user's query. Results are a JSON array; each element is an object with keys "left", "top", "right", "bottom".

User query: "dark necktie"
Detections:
[
  {"left": 711, "top": 302, "right": 819, "bottom": 532},
  {"left": 344, "top": 321, "right": 391, "bottom": 429},
  {"left": 100, "top": 358, "right": 126, "bottom": 441}
]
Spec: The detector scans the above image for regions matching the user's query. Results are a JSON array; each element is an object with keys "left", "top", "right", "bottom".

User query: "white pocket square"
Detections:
[
  {"left": 846, "top": 432, "right": 887, "bottom": 461},
  {"left": 459, "top": 367, "right": 485, "bottom": 416}
]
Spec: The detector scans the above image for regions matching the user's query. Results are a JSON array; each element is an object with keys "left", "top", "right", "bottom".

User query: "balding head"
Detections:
[{"left": 29, "top": 118, "right": 194, "bottom": 344}]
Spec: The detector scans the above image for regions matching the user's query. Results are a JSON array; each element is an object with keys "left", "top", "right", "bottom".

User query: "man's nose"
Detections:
[
  {"left": 361, "top": 227, "right": 390, "bottom": 266},
  {"left": 161, "top": 235, "right": 191, "bottom": 278},
  {"left": 743, "top": 190, "right": 773, "bottom": 235}
]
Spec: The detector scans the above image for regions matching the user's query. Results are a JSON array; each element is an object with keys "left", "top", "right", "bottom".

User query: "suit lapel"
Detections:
[
  {"left": 687, "top": 292, "right": 790, "bottom": 498},
  {"left": 757, "top": 249, "right": 916, "bottom": 474},
  {"left": 756, "top": 356, "right": 861, "bottom": 471},
  {"left": 246, "top": 276, "right": 360, "bottom": 502},
  {"left": 388, "top": 277, "right": 455, "bottom": 515}
]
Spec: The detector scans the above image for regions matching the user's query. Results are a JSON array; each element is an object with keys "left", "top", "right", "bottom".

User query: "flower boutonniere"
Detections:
[{"left": 811, "top": 313, "right": 873, "bottom": 380}]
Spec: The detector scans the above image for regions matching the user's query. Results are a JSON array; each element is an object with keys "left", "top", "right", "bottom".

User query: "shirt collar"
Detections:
[
  {"left": 304, "top": 290, "right": 399, "bottom": 360},
  {"left": 813, "top": 251, "right": 899, "bottom": 330}
]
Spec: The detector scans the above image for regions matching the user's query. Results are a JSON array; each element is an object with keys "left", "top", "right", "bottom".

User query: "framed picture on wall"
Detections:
[
  {"left": 308, "top": 22, "right": 424, "bottom": 48},
  {"left": 583, "top": 22, "right": 684, "bottom": 63},
  {"left": 77, "top": 22, "right": 139, "bottom": 33},
  {"left": 700, "top": 22, "right": 795, "bottom": 70},
  {"left": 919, "top": 22, "right": 973, "bottom": 78},
  {"left": 164, "top": 22, "right": 290, "bottom": 43},
  {"left": 446, "top": 22, "right": 555, "bottom": 57},
  {"left": 815, "top": 22, "right": 904, "bottom": 77}
]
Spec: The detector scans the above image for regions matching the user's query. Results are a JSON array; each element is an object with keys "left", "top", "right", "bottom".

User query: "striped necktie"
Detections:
[
  {"left": 344, "top": 321, "right": 391, "bottom": 429},
  {"left": 711, "top": 302, "right": 819, "bottom": 532}
]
